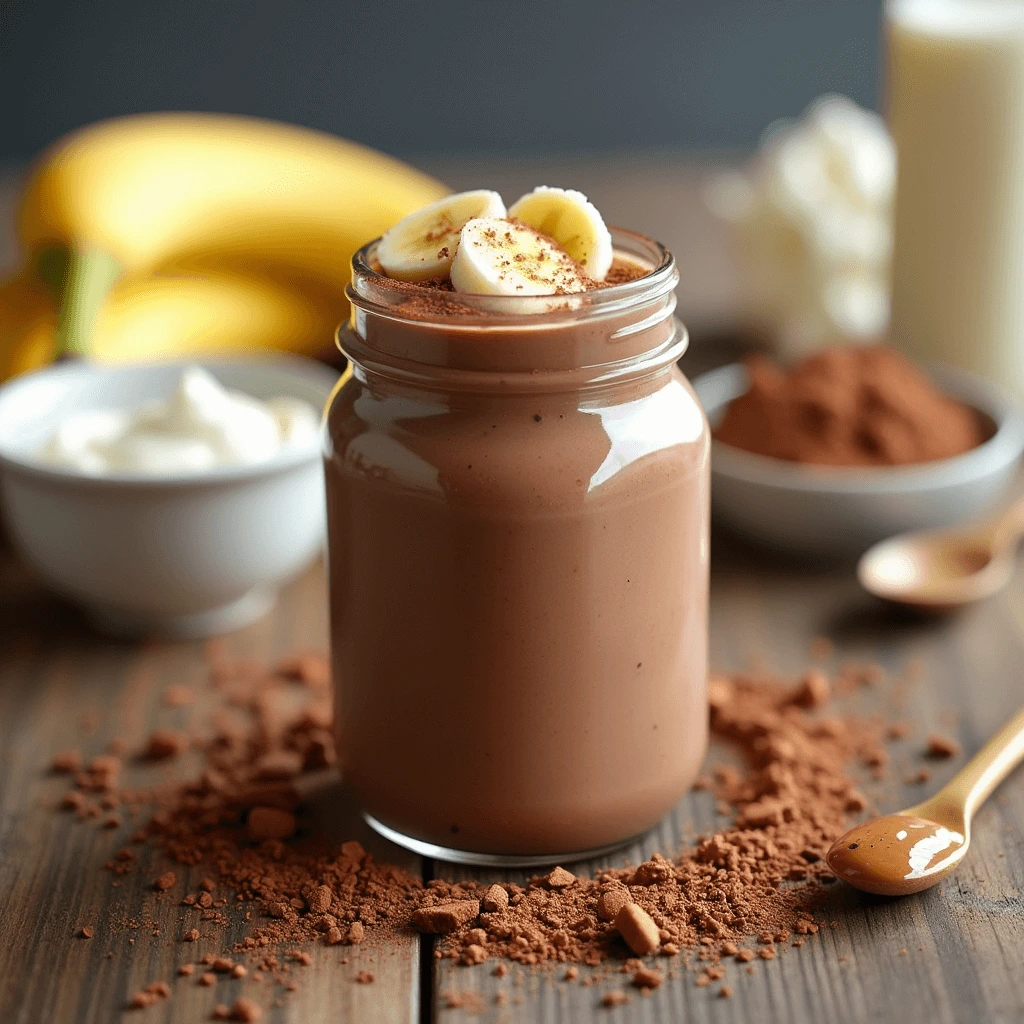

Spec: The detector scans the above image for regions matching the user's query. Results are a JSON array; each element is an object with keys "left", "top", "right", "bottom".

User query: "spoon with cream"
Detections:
[{"left": 826, "top": 704, "right": 1024, "bottom": 895}]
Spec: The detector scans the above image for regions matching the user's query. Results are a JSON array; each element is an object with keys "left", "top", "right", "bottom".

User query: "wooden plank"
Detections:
[
  {"left": 430, "top": 537, "right": 1024, "bottom": 1023},
  {"left": 0, "top": 555, "right": 422, "bottom": 1024}
]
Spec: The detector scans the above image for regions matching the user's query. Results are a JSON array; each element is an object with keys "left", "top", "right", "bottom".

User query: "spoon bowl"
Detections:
[
  {"left": 858, "top": 495, "right": 1024, "bottom": 611},
  {"left": 826, "top": 703, "right": 1024, "bottom": 896},
  {"left": 826, "top": 810, "right": 968, "bottom": 896},
  {"left": 857, "top": 528, "right": 1012, "bottom": 611}
]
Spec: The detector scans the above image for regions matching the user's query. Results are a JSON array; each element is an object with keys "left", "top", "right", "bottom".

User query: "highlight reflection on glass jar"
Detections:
[{"left": 324, "top": 229, "right": 710, "bottom": 865}]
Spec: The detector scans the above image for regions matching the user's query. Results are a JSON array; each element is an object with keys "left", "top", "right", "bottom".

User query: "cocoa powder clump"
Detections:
[
  {"left": 482, "top": 884, "right": 509, "bottom": 913},
  {"left": 596, "top": 886, "right": 630, "bottom": 923},
  {"left": 925, "top": 733, "right": 961, "bottom": 758},
  {"left": 52, "top": 749, "right": 83, "bottom": 773},
  {"left": 144, "top": 729, "right": 189, "bottom": 760},
  {"left": 411, "top": 900, "right": 481, "bottom": 934}
]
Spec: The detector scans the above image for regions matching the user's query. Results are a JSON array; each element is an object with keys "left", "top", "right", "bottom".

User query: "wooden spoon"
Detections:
[
  {"left": 857, "top": 495, "right": 1024, "bottom": 611},
  {"left": 826, "top": 704, "right": 1024, "bottom": 895}
]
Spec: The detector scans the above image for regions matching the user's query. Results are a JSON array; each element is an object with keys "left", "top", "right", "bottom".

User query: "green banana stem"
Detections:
[{"left": 53, "top": 249, "right": 121, "bottom": 359}]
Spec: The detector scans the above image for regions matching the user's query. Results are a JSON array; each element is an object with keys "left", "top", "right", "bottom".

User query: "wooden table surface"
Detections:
[{"left": 1, "top": 159, "right": 1023, "bottom": 1024}]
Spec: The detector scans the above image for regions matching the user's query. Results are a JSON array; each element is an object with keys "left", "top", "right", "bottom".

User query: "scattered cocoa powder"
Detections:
[
  {"left": 245, "top": 806, "right": 297, "bottom": 842},
  {"left": 60, "top": 790, "right": 86, "bottom": 811},
  {"left": 793, "top": 669, "right": 830, "bottom": 708},
  {"left": 144, "top": 729, "right": 189, "bottom": 760},
  {"left": 78, "top": 755, "right": 120, "bottom": 792},
  {"left": 632, "top": 966, "right": 663, "bottom": 989},
  {"left": 52, "top": 749, "right": 83, "bottom": 773},
  {"left": 809, "top": 637, "right": 834, "bottom": 661},
  {"left": 128, "top": 980, "right": 172, "bottom": 1009},
  {"left": 926, "top": 733, "right": 961, "bottom": 758},
  {"left": 442, "top": 990, "right": 487, "bottom": 1011},
  {"left": 49, "top": 650, "right": 898, "bottom": 1003},
  {"left": 601, "top": 990, "right": 630, "bottom": 1007},
  {"left": 231, "top": 997, "right": 263, "bottom": 1022},
  {"left": 274, "top": 654, "right": 330, "bottom": 689},
  {"left": 715, "top": 346, "right": 987, "bottom": 467},
  {"left": 422, "top": 665, "right": 889, "bottom": 969},
  {"left": 162, "top": 685, "right": 195, "bottom": 708}
]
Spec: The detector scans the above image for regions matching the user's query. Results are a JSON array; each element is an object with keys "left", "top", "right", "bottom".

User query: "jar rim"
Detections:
[{"left": 346, "top": 227, "right": 677, "bottom": 328}]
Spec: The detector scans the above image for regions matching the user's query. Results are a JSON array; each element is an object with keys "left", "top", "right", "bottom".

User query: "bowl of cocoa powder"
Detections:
[{"left": 693, "top": 346, "right": 1024, "bottom": 557}]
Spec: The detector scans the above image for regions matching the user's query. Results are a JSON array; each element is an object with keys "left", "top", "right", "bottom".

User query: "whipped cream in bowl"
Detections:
[
  {"left": 0, "top": 356, "right": 339, "bottom": 638},
  {"left": 37, "top": 365, "right": 320, "bottom": 477}
]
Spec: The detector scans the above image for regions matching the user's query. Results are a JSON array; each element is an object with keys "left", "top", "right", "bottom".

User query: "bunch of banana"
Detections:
[{"left": 0, "top": 113, "right": 448, "bottom": 377}]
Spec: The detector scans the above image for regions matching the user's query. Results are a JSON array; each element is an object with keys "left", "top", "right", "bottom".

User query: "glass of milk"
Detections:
[{"left": 887, "top": 0, "right": 1024, "bottom": 400}]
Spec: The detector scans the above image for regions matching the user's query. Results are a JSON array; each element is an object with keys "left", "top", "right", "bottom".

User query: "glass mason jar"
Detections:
[{"left": 324, "top": 229, "right": 709, "bottom": 865}]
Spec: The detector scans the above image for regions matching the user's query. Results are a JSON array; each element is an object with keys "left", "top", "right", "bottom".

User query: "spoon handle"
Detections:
[{"left": 940, "top": 705, "right": 1024, "bottom": 823}]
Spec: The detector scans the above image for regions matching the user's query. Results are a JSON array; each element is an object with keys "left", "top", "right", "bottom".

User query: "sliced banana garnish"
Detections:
[
  {"left": 376, "top": 189, "right": 506, "bottom": 281},
  {"left": 449, "top": 217, "right": 589, "bottom": 296},
  {"left": 507, "top": 186, "right": 613, "bottom": 281}
]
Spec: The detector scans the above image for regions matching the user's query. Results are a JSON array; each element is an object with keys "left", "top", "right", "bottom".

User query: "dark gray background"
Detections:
[{"left": 0, "top": 0, "right": 884, "bottom": 162}]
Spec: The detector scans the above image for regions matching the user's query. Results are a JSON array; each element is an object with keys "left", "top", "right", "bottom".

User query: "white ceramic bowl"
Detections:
[
  {"left": 693, "top": 361, "right": 1024, "bottom": 558},
  {"left": 0, "top": 355, "right": 338, "bottom": 637}
]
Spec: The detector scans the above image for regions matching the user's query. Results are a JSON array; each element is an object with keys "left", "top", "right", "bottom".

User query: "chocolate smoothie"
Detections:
[{"left": 325, "top": 214, "right": 709, "bottom": 859}]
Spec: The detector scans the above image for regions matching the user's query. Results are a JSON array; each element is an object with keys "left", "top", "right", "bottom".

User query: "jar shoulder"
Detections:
[{"left": 325, "top": 369, "right": 709, "bottom": 506}]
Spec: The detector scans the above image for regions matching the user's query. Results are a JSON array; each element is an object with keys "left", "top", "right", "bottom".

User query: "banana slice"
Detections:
[
  {"left": 507, "top": 186, "right": 613, "bottom": 281},
  {"left": 376, "top": 189, "right": 506, "bottom": 281},
  {"left": 450, "top": 217, "right": 589, "bottom": 296}
]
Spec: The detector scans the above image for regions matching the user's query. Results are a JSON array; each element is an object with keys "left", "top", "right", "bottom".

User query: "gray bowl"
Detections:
[{"left": 692, "top": 362, "right": 1024, "bottom": 558}]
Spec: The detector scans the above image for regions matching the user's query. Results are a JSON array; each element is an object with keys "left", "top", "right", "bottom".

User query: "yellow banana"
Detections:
[
  {"left": 94, "top": 272, "right": 341, "bottom": 362},
  {"left": 0, "top": 269, "right": 344, "bottom": 379},
  {"left": 0, "top": 272, "right": 56, "bottom": 378},
  {"left": 18, "top": 113, "right": 448, "bottom": 357}
]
